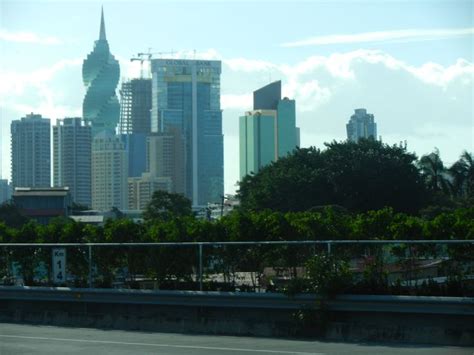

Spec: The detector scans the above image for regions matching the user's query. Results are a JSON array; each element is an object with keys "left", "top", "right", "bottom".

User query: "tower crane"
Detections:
[{"left": 130, "top": 49, "right": 176, "bottom": 79}]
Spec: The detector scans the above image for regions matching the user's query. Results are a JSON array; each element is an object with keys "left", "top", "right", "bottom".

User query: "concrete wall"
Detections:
[{"left": 0, "top": 288, "right": 472, "bottom": 346}]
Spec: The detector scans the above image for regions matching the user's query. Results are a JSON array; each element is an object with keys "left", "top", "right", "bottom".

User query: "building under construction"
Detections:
[{"left": 118, "top": 78, "right": 152, "bottom": 134}]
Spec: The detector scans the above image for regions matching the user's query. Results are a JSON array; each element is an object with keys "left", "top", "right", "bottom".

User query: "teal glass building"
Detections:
[
  {"left": 346, "top": 108, "right": 377, "bottom": 142},
  {"left": 82, "top": 8, "right": 120, "bottom": 136},
  {"left": 150, "top": 59, "right": 223, "bottom": 207},
  {"left": 239, "top": 81, "right": 299, "bottom": 179}
]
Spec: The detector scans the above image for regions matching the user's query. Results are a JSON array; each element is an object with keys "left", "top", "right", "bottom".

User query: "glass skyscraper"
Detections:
[
  {"left": 240, "top": 81, "right": 299, "bottom": 179},
  {"left": 82, "top": 8, "right": 120, "bottom": 136},
  {"left": 118, "top": 78, "right": 152, "bottom": 178},
  {"left": 346, "top": 108, "right": 377, "bottom": 142},
  {"left": 150, "top": 59, "right": 223, "bottom": 207}
]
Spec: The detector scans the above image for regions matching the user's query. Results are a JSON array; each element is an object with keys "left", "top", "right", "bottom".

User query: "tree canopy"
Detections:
[
  {"left": 143, "top": 190, "right": 193, "bottom": 222},
  {"left": 238, "top": 139, "right": 426, "bottom": 214}
]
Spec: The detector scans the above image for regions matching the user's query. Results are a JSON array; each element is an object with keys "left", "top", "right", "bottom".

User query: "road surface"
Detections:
[{"left": 0, "top": 323, "right": 471, "bottom": 354}]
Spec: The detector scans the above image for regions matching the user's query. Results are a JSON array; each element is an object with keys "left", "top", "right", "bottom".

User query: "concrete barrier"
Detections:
[{"left": 0, "top": 286, "right": 473, "bottom": 345}]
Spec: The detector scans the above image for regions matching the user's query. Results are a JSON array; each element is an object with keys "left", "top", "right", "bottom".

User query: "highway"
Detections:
[{"left": 0, "top": 323, "right": 471, "bottom": 354}]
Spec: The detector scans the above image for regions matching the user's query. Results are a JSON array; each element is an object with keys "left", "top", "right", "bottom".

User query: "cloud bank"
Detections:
[{"left": 0, "top": 30, "right": 62, "bottom": 45}]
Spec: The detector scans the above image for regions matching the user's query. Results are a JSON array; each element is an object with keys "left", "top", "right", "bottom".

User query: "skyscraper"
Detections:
[
  {"left": 118, "top": 78, "right": 152, "bottom": 135},
  {"left": 53, "top": 118, "right": 92, "bottom": 207},
  {"left": 150, "top": 59, "right": 223, "bottom": 206},
  {"left": 91, "top": 131, "right": 128, "bottom": 211},
  {"left": 0, "top": 179, "right": 12, "bottom": 204},
  {"left": 346, "top": 108, "right": 377, "bottom": 142},
  {"left": 11, "top": 113, "right": 51, "bottom": 188},
  {"left": 239, "top": 81, "right": 299, "bottom": 179},
  {"left": 147, "top": 132, "right": 185, "bottom": 195},
  {"left": 82, "top": 7, "right": 120, "bottom": 136},
  {"left": 118, "top": 78, "right": 153, "bottom": 178}
]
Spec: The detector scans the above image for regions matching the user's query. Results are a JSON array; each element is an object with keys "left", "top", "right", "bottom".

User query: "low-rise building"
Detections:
[{"left": 13, "top": 187, "right": 71, "bottom": 224}]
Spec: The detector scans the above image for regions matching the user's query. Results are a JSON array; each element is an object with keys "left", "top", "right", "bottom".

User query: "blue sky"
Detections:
[{"left": 1, "top": 0, "right": 473, "bottom": 194}]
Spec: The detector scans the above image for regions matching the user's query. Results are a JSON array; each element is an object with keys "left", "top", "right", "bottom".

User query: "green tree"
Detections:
[
  {"left": 238, "top": 139, "right": 426, "bottom": 214},
  {"left": 419, "top": 148, "right": 452, "bottom": 194},
  {"left": 238, "top": 147, "right": 332, "bottom": 211},
  {"left": 0, "top": 203, "right": 28, "bottom": 228},
  {"left": 143, "top": 190, "right": 193, "bottom": 221},
  {"left": 450, "top": 151, "right": 474, "bottom": 199}
]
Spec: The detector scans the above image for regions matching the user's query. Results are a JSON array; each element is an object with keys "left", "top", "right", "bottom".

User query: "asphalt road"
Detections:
[{"left": 0, "top": 323, "right": 472, "bottom": 354}]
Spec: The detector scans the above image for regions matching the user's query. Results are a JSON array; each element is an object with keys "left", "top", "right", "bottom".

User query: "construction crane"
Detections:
[{"left": 130, "top": 49, "right": 176, "bottom": 79}]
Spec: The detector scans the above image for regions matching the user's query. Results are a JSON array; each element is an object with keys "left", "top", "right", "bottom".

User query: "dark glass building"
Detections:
[
  {"left": 82, "top": 8, "right": 120, "bottom": 136},
  {"left": 119, "top": 78, "right": 152, "bottom": 135}
]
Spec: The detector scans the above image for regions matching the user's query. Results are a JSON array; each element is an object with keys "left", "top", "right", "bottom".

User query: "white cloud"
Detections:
[
  {"left": 0, "top": 58, "right": 82, "bottom": 97},
  {"left": 224, "top": 58, "right": 277, "bottom": 72},
  {"left": 281, "top": 27, "right": 474, "bottom": 47},
  {"left": 221, "top": 94, "right": 252, "bottom": 110},
  {"left": 0, "top": 29, "right": 62, "bottom": 45}
]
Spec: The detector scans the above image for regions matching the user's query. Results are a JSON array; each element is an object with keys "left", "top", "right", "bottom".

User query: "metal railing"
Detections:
[{"left": 0, "top": 240, "right": 473, "bottom": 293}]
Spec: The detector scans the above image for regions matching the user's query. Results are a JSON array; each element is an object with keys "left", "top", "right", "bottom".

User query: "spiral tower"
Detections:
[{"left": 82, "top": 7, "right": 120, "bottom": 136}]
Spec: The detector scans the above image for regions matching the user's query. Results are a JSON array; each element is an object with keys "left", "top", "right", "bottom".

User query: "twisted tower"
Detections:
[{"left": 82, "top": 7, "right": 120, "bottom": 136}]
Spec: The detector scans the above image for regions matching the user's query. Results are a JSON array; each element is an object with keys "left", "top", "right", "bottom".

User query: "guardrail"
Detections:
[
  {"left": 0, "top": 286, "right": 473, "bottom": 315},
  {"left": 0, "top": 239, "right": 474, "bottom": 291}
]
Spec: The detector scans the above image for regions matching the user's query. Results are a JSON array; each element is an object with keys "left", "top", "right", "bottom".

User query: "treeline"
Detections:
[
  {"left": 238, "top": 140, "right": 474, "bottom": 214},
  {"left": 0, "top": 207, "right": 473, "bottom": 295},
  {"left": 1, "top": 207, "right": 473, "bottom": 244}
]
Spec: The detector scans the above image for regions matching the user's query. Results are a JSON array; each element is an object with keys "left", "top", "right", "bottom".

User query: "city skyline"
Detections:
[{"left": 0, "top": 0, "right": 472, "bottom": 195}]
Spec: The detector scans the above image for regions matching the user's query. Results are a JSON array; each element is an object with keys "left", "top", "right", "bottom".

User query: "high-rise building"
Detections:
[
  {"left": 128, "top": 174, "right": 172, "bottom": 210},
  {"left": 11, "top": 113, "right": 51, "bottom": 188},
  {"left": 53, "top": 118, "right": 92, "bottom": 207},
  {"left": 0, "top": 179, "right": 12, "bottom": 204},
  {"left": 118, "top": 78, "right": 152, "bottom": 135},
  {"left": 147, "top": 132, "right": 185, "bottom": 195},
  {"left": 346, "top": 108, "right": 377, "bottom": 142},
  {"left": 118, "top": 78, "right": 152, "bottom": 178},
  {"left": 239, "top": 81, "right": 299, "bottom": 179},
  {"left": 150, "top": 59, "right": 223, "bottom": 206},
  {"left": 120, "top": 133, "right": 147, "bottom": 178},
  {"left": 82, "top": 7, "right": 120, "bottom": 136},
  {"left": 127, "top": 132, "right": 184, "bottom": 210},
  {"left": 91, "top": 131, "right": 128, "bottom": 211}
]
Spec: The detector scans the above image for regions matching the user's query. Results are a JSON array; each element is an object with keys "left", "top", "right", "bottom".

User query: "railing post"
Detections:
[
  {"left": 198, "top": 243, "right": 203, "bottom": 291},
  {"left": 88, "top": 245, "right": 93, "bottom": 288},
  {"left": 327, "top": 241, "right": 332, "bottom": 255}
]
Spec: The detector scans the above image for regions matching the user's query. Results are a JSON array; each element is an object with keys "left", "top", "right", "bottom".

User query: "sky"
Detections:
[{"left": 0, "top": 0, "right": 473, "bottom": 194}]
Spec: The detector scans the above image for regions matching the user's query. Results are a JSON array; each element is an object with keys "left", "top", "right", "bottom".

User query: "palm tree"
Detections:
[
  {"left": 449, "top": 151, "right": 474, "bottom": 198},
  {"left": 418, "top": 149, "right": 452, "bottom": 194}
]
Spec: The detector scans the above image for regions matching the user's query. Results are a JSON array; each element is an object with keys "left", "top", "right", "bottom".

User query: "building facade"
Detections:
[
  {"left": 0, "top": 179, "right": 12, "bottom": 204},
  {"left": 120, "top": 133, "right": 147, "bottom": 178},
  {"left": 82, "top": 8, "right": 120, "bottom": 136},
  {"left": 13, "top": 187, "right": 71, "bottom": 224},
  {"left": 150, "top": 59, "right": 223, "bottom": 206},
  {"left": 118, "top": 78, "right": 152, "bottom": 135},
  {"left": 11, "top": 113, "right": 51, "bottom": 188},
  {"left": 147, "top": 132, "right": 185, "bottom": 195},
  {"left": 91, "top": 131, "right": 128, "bottom": 211},
  {"left": 239, "top": 81, "right": 299, "bottom": 179},
  {"left": 53, "top": 118, "right": 92, "bottom": 207},
  {"left": 346, "top": 108, "right": 377, "bottom": 142},
  {"left": 128, "top": 174, "right": 172, "bottom": 210}
]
